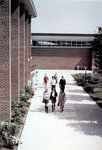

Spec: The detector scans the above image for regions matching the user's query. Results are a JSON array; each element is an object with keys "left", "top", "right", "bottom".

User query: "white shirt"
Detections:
[
  {"left": 50, "top": 79, "right": 56, "bottom": 86},
  {"left": 43, "top": 91, "right": 49, "bottom": 99},
  {"left": 52, "top": 91, "right": 55, "bottom": 97}
]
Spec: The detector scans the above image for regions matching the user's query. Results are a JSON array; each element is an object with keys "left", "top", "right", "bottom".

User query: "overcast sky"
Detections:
[{"left": 31, "top": 0, "right": 102, "bottom": 34}]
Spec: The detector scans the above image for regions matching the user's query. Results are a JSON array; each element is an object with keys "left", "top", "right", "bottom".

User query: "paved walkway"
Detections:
[{"left": 18, "top": 70, "right": 102, "bottom": 150}]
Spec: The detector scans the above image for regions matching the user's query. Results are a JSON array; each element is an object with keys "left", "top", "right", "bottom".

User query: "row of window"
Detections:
[{"left": 32, "top": 40, "right": 92, "bottom": 48}]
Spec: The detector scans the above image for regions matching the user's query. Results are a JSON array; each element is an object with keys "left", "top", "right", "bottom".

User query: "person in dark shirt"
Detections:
[
  {"left": 59, "top": 76, "right": 66, "bottom": 91},
  {"left": 50, "top": 87, "right": 58, "bottom": 112}
]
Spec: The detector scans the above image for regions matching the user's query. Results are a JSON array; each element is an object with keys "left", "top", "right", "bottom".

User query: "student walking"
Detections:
[
  {"left": 43, "top": 74, "right": 49, "bottom": 90},
  {"left": 35, "top": 71, "right": 38, "bottom": 89},
  {"left": 59, "top": 76, "right": 66, "bottom": 91},
  {"left": 50, "top": 76, "right": 56, "bottom": 90},
  {"left": 54, "top": 73, "right": 58, "bottom": 84},
  {"left": 50, "top": 87, "right": 58, "bottom": 112},
  {"left": 43, "top": 88, "right": 49, "bottom": 113},
  {"left": 58, "top": 88, "right": 66, "bottom": 112}
]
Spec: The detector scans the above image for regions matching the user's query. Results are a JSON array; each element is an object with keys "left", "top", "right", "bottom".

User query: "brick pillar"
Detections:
[
  {"left": 11, "top": 0, "right": 20, "bottom": 100},
  {"left": 25, "top": 10, "right": 29, "bottom": 83},
  {"left": 19, "top": 3, "right": 25, "bottom": 91},
  {"left": 28, "top": 16, "right": 31, "bottom": 80},
  {"left": 0, "top": 0, "right": 11, "bottom": 120}
]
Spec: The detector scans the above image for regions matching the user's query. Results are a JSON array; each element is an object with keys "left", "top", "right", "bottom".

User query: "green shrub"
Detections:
[
  {"left": 13, "top": 116, "right": 22, "bottom": 125},
  {"left": 87, "top": 74, "right": 99, "bottom": 84},
  {"left": 83, "top": 84, "right": 94, "bottom": 93},
  {"left": 12, "top": 101, "right": 20, "bottom": 110},
  {"left": 21, "top": 107, "right": 28, "bottom": 114},
  {"left": 20, "top": 93, "right": 28, "bottom": 103},
  {"left": 19, "top": 101, "right": 27, "bottom": 108},
  {"left": 0, "top": 121, "right": 18, "bottom": 142},
  {"left": 25, "top": 84, "right": 34, "bottom": 97}
]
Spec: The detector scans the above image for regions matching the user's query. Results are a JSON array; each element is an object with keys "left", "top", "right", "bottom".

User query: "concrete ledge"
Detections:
[{"left": 20, "top": 0, "right": 37, "bottom": 17}]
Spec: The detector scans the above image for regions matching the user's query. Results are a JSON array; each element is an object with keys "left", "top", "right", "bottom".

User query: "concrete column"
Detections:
[
  {"left": 19, "top": 3, "right": 25, "bottom": 91},
  {"left": 11, "top": 0, "right": 20, "bottom": 100},
  {"left": 25, "top": 10, "right": 29, "bottom": 83},
  {"left": 0, "top": 0, "right": 11, "bottom": 120}
]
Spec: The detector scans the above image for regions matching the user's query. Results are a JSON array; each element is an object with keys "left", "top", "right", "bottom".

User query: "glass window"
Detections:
[
  {"left": 77, "top": 41, "right": 81, "bottom": 47},
  {"left": 72, "top": 41, "right": 76, "bottom": 47}
]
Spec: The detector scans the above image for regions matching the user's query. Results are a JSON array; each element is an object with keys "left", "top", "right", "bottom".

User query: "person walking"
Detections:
[
  {"left": 58, "top": 88, "right": 66, "bottom": 112},
  {"left": 50, "top": 76, "right": 56, "bottom": 90},
  {"left": 54, "top": 73, "right": 58, "bottom": 84},
  {"left": 34, "top": 71, "right": 38, "bottom": 89},
  {"left": 43, "top": 88, "right": 49, "bottom": 113},
  {"left": 59, "top": 76, "right": 66, "bottom": 91},
  {"left": 43, "top": 74, "right": 49, "bottom": 90},
  {"left": 50, "top": 87, "right": 58, "bottom": 112}
]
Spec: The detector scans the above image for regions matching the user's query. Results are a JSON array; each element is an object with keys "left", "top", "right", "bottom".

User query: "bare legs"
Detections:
[
  {"left": 60, "top": 103, "right": 64, "bottom": 112},
  {"left": 52, "top": 103, "right": 55, "bottom": 112}
]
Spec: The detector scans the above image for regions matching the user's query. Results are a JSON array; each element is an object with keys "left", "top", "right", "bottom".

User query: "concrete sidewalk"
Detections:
[{"left": 17, "top": 70, "right": 102, "bottom": 150}]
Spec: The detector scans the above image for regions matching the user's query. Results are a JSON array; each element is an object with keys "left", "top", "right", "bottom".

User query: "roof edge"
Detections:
[{"left": 31, "top": 33, "right": 95, "bottom": 36}]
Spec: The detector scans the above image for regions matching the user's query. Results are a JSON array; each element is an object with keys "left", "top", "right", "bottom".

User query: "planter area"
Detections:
[
  {"left": 72, "top": 73, "right": 102, "bottom": 108},
  {"left": 0, "top": 84, "right": 34, "bottom": 149}
]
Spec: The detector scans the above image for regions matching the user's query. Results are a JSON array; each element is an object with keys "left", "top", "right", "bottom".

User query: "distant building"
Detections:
[
  {"left": 0, "top": 0, "right": 37, "bottom": 120},
  {"left": 31, "top": 33, "right": 94, "bottom": 70}
]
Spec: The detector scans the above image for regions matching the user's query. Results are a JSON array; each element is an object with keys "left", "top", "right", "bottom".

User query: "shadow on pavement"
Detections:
[
  {"left": 67, "top": 94, "right": 91, "bottom": 102},
  {"left": 32, "top": 89, "right": 102, "bottom": 137},
  {"left": 30, "top": 100, "right": 102, "bottom": 137},
  {"left": 54, "top": 102, "right": 102, "bottom": 137}
]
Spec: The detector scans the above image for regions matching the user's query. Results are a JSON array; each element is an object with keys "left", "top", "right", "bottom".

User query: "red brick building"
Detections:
[
  {"left": 0, "top": 0, "right": 36, "bottom": 120},
  {"left": 31, "top": 33, "right": 94, "bottom": 70}
]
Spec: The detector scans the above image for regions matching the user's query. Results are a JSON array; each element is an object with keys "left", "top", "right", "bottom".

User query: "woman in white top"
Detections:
[
  {"left": 43, "top": 88, "right": 49, "bottom": 113},
  {"left": 50, "top": 76, "right": 56, "bottom": 90}
]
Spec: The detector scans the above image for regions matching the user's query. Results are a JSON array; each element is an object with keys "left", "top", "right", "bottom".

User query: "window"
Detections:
[
  {"left": 31, "top": 40, "right": 93, "bottom": 48},
  {"left": 77, "top": 41, "right": 81, "bottom": 47},
  {"left": 72, "top": 41, "right": 76, "bottom": 47}
]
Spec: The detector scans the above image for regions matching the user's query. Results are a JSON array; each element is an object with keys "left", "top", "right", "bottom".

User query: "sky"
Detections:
[{"left": 31, "top": 0, "right": 102, "bottom": 34}]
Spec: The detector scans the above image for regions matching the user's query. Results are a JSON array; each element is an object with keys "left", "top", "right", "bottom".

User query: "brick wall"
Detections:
[
  {"left": 19, "top": 3, "right": 25, "bottom": 91},
  {"left": 11, "top": 0, "right": 20, "bottom": 100},
  {"left": 0, "top": 0, "right": 33, "bottom": 120},
  {"left": 25, "top": 10, "right": 29, "bottom": 83},
  {"left": 0, "top": 0, "right": 11, "bottom": 120},
  {"left": 31, "top": 48, "right": 92, "bottom": 70},
  {"left": 28, "top": 16, "right": 31, "bottom": 80}
]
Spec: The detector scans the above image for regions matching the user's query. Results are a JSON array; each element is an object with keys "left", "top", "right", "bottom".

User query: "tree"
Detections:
[{"left": 92, "top": 27, "right": 102, "bottom": 70}]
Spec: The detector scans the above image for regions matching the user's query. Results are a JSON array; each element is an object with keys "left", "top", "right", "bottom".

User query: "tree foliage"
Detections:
[{"left": 92, "top": 27, "right": 102, "bottom": 70}]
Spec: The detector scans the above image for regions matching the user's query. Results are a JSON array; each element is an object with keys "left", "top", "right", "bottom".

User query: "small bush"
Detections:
[
  {"left": 0, "top": 121, "right": 18, "bottom": 145},
  {"left": 25, "top": 84, "right": 34, "bottom": 97},
  {"left": 20, "top": 93, "right": 28, "bottom": 103},
  {"left": 13, "top": 116, "right": 22, "bottom": 125},
  {"left": 19, "top": 101, "right": 27, "bottom": 108},
  {"left": 83, "top": 84, "right": 94, "bottom": 93}
]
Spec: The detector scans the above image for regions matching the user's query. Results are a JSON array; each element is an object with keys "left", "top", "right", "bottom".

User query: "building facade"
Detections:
[
  {"left": 0, "top": 0, "right": 36, "bottom": 120},
  {"left": 31, "top": 33, "right": 94, "bottom": 70}
]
